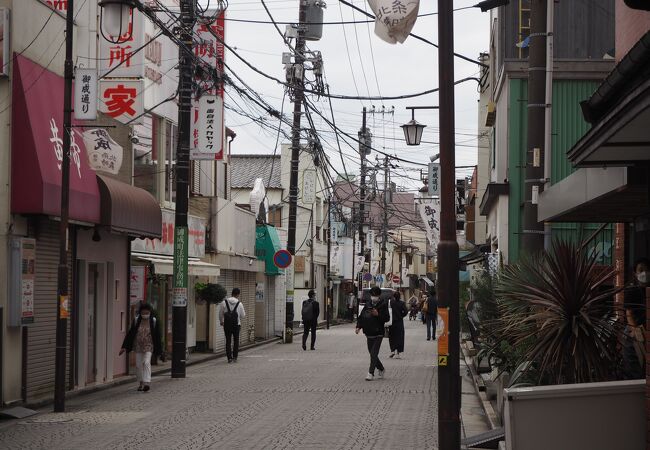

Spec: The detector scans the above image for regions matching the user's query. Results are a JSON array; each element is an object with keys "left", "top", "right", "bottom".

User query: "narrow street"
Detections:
[{"left": 0, "top": 320, "right": 439, "bottom": 449}]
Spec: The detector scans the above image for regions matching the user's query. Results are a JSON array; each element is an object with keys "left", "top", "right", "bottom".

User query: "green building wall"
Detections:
[{"left": 507, "top": 79, "right": 613, "bottom": 264}]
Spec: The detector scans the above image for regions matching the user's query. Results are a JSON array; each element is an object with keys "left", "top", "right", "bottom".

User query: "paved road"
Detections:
[{"left": 0, "top": 320, "right": 439, "bottom": 449}]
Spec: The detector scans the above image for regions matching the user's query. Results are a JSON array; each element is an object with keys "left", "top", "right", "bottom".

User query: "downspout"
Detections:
[{"left": 543, "top": 0, "right": 554, "bottom": 250}]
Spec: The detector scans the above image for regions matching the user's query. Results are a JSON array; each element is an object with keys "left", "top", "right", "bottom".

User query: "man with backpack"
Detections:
[
  {"left": 301, "top": 289, "right": 320, "bottom": 351},
  {"left": 219, "top": 288, "right": 246, "bottom": 363}
]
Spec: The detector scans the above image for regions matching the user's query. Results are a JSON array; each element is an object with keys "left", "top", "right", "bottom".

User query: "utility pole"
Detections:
[
  {"left": 171, "top": 0, "right": 195, "bottom": 378},
  {"left": 380, "top": 156, "right": 389, "bottom": 274},
  {"left": 358, "top": 107, "right": 368, "bottom": 264},
  {"left": 326, "top": 197, "right": 331, "bottom": 329},
  {"left": 437, "top": 0, "right": 460, "bottom": 448},
  {"left": 286, "top": 0, "right": 308, "bottom": 342},
  {"left": 399, "top": 232, "right": 403, "bottom": 292},
  {"left": 522, "top": 0, "right": 547, "bottom": 255},
  {"left": 54, "top": 0, "right": 75, "bottom": 412}
]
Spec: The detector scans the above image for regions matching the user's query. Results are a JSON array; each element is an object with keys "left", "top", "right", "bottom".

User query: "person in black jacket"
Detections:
[
  {"left": 301, "top": 289, "right": 320, "bottom": 350},
  {"left": 425, "top": 287, "right": 438, "bottom": 341},
  {"left": 356, "top": 286, "right": 391, "bottom": 381},
  {"left": 119, "top": 303, "right": 163, "bottom": 392},
  {"left": 388, "top": 291, "right": 408, "bottom": 358}
]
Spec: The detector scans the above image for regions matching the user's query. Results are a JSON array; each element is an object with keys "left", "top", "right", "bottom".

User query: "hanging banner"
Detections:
[
  {"left": 82, "top": 128, "right": 123, "bottom": 174},
  {"left": 99, "top": 8, "right": 145, "bottom": 78},
  {"left": 428, "top": 163, "right": 440, "bottom": 197},
  {"left": 302, "top": 170, "right": 316, "bottom": 205},
  {"left": 100, "top": 79, "right": 144, "bottom": 125},
  {"left": 191, "top": 10, "right": 225, "bottom": 160},
  {"left": 419, "top": 199, "right": 441, "bottom": 247},
  {"left": 366, "top": 0, "right": 420, "bottom": 45},
  {"left": 354, "top": 255, "right": 365, "bottom": 274},
  {"left": 74, "top": 68, "right": 97, "bottom": 120},
  {"left": 191, "top": 95, "right": 224, "bottom": 160},
  {"left": 330, "top": 245, "right": 341, "bottom": 275},
  {"left": 370, "top": 260, "right": 379, "bottom": 276}
]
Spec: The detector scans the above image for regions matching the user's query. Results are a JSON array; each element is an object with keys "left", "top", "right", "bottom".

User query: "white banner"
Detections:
[
  {"left": 191, "top": 95, "right": 223, "bottom": 160},
  {"left": 100, "top": 80, "right": 144, "bottom": 125},
  {"left": 330, "top": 245, "right": 341, "bottom": 275},
  {"left": 354, "top": 255, "right": 365, "bottom": 274},
  {"left": 99, "top": 9, "right": 144, "bottom": 78},
  {"left": 428, "top": 163, "right": 440, "bottom": 197},
  {"left": 419, "top": 199, "right": 441, "bottom": 247},
  {"left": 302, "top": 170, "right": 316, "bottom": 205},
  {"left": 82, "top": 128, "right": 123, "bottom": 174},
  {"left": 370, "top": 260, "right": 379, "bottom": 275},
  {"left": 367, "top": 0, "right": 420, "bottom": 45},
  {"left": 74, "top": 68, "right": 97, "bottom": 120}
]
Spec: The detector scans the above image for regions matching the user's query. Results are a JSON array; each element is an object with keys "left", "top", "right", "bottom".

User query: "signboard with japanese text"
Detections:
[
  {"left": 191, "top": 95, "right": 224, "bottom": 160},
  {"left": 330, "top": 245, "right": 341, "bottom": 275},
  {"left": 82, "top": 128, "right": 123, "bottom": 174},
  {"left": 130, "top": 266, "right": 146, "bottom": 306},
  {"left": 419, "top": 199, "right": 441, "bottom": 247},
  {"left": 172, "top": 226, "right": 189, "bottom": 307},
  {"left": 74, "top": 68, "right": 97, "bottom": 120},
  {"left": 428, "top": 163, "right": 440, "bottom": 197},
  {"left": 302, "top": 170, "right": 316, "bottom": 205},
  {"left": 132, "top": 210, "right": 206, "bottom": 257},
  {"left": 191, "top": 10, "right": 225, "bottom": 160},
  {"left": 255, "top": 282, "right": 264, "bottom": 303},
  {"left": 437, "top": 307, "right": 449, "bottom": 355},
  {"left": 20, "top": 239, "right": 35, "bottom": 324},
  {"left": 100, "top": 80, "right": 144, "bottom": 125},
  {"left": 99, "top": 8, "right": 144, "bottom": 78}
]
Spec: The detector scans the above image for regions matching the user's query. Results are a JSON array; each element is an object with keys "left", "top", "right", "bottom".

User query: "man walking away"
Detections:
[
  {"left": 389, "top": 291, "right": 408, "bottom": 358},
  {"left": 425, "top": 287, "right": 438, "bottom": 341},
  {"left": 219, "top": 288, "right": 246, "bottom": 363},
  {"left": 356, "top": 286, "right": 391, "bottom": 381},
  {"left": 301, "top": 289, "right": 320, "bottom": 350}
]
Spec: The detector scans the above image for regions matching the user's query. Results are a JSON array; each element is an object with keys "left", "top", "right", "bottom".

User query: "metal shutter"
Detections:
[
  {"left": 27, "top": 219, "right": 72, "bottom": 402},
  {"left": 265, "top": 276, "right": 276, "bottom": 339}
]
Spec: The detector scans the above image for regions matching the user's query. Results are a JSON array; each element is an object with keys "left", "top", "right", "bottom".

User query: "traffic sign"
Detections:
[
  {"left": 392, "top": 275, "right": 400, "bottom": 284},
  {"left": 363, "top": 272, "right": 373, "bottom": 282},
  {"left": 273, "top": 249, "right": 292, "bottom": 269},
  {"left": 438, "top": 355, "right": 448, "bottom": 366}
]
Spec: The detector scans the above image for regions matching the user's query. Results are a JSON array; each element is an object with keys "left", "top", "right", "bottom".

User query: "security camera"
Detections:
[
  {"left": 430, "top": 153, "right": 440, "bottom": 162},
  {"left": 249, "top": 259, "right": 254, "bottom": 265}
]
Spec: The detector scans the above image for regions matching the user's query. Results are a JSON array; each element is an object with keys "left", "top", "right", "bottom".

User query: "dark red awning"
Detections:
[{"left": 11, "top": 54, "right": 100, "bottom": 223}]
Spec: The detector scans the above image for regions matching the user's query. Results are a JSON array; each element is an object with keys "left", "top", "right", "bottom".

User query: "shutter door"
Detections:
[
  {"left": 27, "top": 219, "right": 72, "bottom": 402},
  {"left": 266, "top": 276, "right": 276, "bottom": 339},
  {"left": 239, "top": 271, "right": 256, "bottom": 346}
]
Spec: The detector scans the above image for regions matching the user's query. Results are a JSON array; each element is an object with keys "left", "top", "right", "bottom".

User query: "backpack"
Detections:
[
  {"left": 224, "top": 301, "right": 240, "bottom": 329},
  {"left": 302, "top": 300, "right": 315, "bottom": 322}
]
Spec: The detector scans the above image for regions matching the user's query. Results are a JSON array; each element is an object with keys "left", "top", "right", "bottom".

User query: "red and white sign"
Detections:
[
  {"left": 191, "top": 10, "right": 225, "bottom": 160},
  {"left": 100, "top": 80, "right": 144, "bottom": 125},
  {"left": 132, "top": 209, "right": 206, "bottom": 257},
  {"left": 45, "top": 0, "right": 67, "bottom": 11},
  {"left": 392, "top": 275, "right": 401, "bottom": 284},
  {"left": 99, "top": 9, "right": 144, "bottom": 78},
  {"left": 130, "top": 266, "right": 147, "bottom": 305}
]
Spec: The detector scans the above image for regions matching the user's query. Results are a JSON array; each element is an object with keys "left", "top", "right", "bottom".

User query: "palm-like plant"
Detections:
[{"left": 493, "top": 240, "right": 624, "bottom": 385}]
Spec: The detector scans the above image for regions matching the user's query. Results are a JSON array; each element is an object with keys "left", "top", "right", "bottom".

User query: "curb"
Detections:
[{"left": 461, "top": 341, "right": 501, "bottom": 430}]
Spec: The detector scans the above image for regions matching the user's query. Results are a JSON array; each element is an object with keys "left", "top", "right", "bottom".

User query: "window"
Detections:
[
  {"left": 421, "top": 254, "right": 425, "bottom": 265},
  {"left": 316, "top": 226, "right": 321, "bottom": 242},
  {"left": 268, "top": 206, "right": 282, "bottom": 228}
]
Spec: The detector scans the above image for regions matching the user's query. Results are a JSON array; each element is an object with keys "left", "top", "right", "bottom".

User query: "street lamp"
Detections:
[
  {"left": 401, "top": 114, "right": 426, "bottom": 146},
  {"left": 99, "top": 0, "right": 137, "bottom": 43}
]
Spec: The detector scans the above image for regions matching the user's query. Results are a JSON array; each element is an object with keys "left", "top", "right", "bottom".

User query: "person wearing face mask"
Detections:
[
  {"left": 623, "top": 258, "right": 650, "bottom": 379},
  {"left": 356, "top": 286, "right": 391, "bottom": 381},
  {"left": 119, "top": 303, "right": 163, "bottom": 392}
]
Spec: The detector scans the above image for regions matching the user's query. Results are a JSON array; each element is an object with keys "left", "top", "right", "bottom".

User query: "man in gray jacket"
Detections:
[{"left": 218, "top": 288, "right": 246, "bottom": 363}]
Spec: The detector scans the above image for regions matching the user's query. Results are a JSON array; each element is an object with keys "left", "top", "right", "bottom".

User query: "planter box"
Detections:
[{"left": 504, "top": 379, "right": 645, "bottom": 450}]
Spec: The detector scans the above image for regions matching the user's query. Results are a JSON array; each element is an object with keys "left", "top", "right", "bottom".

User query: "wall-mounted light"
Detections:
[{"left": 98, "top": 0, "right": 137, "bottom": 44}]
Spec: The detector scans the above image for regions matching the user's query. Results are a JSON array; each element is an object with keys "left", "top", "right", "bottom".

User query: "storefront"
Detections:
[
  {"left": 9, "top": 55, "right": 162, "bottom": 402},
  {"left": 131, "top": 209, "right": 219, "bottom": 354},
  {"left": 255, "top": 225, "right": 283, "bottom": 339}
]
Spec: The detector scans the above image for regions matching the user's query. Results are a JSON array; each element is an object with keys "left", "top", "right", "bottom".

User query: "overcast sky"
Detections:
[{"left": 219, "top": 0, "right": 490, "bottom": 192}]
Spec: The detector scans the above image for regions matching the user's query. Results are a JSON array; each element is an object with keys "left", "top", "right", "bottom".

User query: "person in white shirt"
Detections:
[{"left": 218, "top": 288, "right": 246, "bottom": 363}]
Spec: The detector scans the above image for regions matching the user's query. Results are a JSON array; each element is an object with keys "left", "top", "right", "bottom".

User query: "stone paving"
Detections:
[{"left": 0, "top": 321, "right": 446, "bottom": 449}]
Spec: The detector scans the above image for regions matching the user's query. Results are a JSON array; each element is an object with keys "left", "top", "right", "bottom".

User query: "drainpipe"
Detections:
[{"left": 543, "top": 0, "right": 554, "bottom": 250}]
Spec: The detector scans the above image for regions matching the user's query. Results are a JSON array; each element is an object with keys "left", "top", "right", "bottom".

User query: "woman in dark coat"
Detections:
[
  {"left": 389, "top": 291, "right": 408, "bottom": 358},
  {"left": 119, "top": 303, "right": 163, "bottom": 392}
]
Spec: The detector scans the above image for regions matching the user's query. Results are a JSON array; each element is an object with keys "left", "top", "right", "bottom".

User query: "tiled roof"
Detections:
[{"left": 230, "top": 154, "right": 282, "bottom": 189}]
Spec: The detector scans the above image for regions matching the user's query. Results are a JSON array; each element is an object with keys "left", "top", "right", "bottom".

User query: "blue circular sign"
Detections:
[{"left": 273, "top": 249, "right": 292, "bottom": 269}]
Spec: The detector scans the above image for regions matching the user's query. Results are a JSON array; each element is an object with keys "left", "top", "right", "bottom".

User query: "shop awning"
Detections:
[
  {"left": 255, "top": 225, "right": 283, "bottom": 275},
  {"left": 97, "top": 175, "right": 162, "bottom": 238},
  {"left": 11, "top": 54, "right": 100, "bottom": 224},
  {"left": 133, "top": 253, "right": 220, "bottom": 277}
]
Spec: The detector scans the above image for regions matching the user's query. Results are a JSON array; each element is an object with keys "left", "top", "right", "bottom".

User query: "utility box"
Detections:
[
  {"left": 304, "top": 0, "right": 326, "bottom": 41},
  {"left": 504, "top": 380, "right": 645, "bottom": 450},
  {"left": 8, "top": 237, "right": 36, "bottom": 326}
]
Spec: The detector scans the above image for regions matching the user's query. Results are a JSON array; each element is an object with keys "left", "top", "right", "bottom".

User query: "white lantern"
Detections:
[
  {"left": 401, "top": 119, "right": 426, "bottom": 146},
  {"left": 99, "top": 0, "right": 135, "bottom": 42}
]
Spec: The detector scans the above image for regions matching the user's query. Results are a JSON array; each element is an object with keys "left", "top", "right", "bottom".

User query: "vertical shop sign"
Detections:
[
  {"left": 74, "top": 68, "right": 98, "bottom": 120},
  {"left": 172, "top": 226, "right": 188, "bottom": 307}
]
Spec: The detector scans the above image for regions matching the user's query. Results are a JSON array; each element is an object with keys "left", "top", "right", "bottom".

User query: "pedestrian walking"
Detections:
[
  {"left": 119, "top": 303, "right": 163, "bottom": 392},
  {"left": 355, "top": 286, "right": 391, "bottom": 381},
  {"left": 424, "top": 287, "right": 438, "bottom": 341},
  {"left": 347, "top": 292, "right": 356, "bottom": 321},
  {"left": 623, "top": 257, "right": 649, "bottom": 379},
  {"left": 301, "top": 289, "right": 320, "bottom": 350},
  {"left": 218, "top": 288, "right": 246, "bottom": 363},
  {"left": 388, "top": 291, "right": 408, "bottom": 358}
]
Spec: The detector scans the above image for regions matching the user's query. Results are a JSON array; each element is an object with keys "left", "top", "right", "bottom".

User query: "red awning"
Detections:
[{"left": 11, "top": 54, "right": 100, "bottom": 223}]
